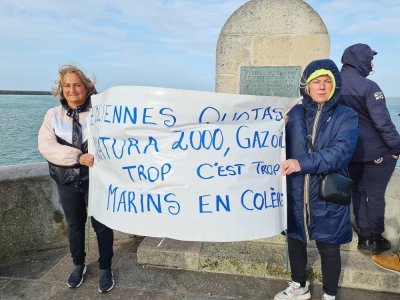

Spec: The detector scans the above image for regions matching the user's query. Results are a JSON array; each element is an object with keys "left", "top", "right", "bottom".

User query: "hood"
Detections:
[
  {"left": 341, "top": 43, "right": 377, "bottom": 77},
  {"left": 300, "top": 59, "right": 341, "bottom": 111}
]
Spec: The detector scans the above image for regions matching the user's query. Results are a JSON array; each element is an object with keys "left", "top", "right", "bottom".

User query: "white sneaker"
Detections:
[
  {"left": 274, "top": 281, "right": 311, "bottom": 300},
  {"left": 322, "top": 293, "right": 335, "bottom": 300}
]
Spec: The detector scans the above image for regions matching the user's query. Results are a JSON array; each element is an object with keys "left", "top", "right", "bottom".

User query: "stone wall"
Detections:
[
  {"left": 216, "top": 0, "right": 330, "bottom": 94},
  {"left": 379, "top": 168, "right": 400, "bottom": 249},
  {"left": 0, "top": 163, "right": 67, "bottom": 261},
  {"left": 0, "top": 163, "right": 130, "bottom": 261}
]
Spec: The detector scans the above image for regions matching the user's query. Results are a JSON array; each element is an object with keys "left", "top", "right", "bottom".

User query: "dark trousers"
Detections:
[
  {"left": 288, "top": 237, "right": 341, "bottom": 296},
  {"left": 57, "top": 184, "right": 114, "bottom": 269},
  {"left": 349, "top": 153, "right": 397, "bottom": 237}
]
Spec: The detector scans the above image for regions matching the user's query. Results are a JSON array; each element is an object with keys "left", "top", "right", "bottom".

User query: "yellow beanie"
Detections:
[{"left": 306, "top": 69, "right": 336, "bottom": 100}]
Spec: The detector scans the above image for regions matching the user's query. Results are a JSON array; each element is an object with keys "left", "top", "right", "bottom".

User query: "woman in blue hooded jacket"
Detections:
[{"left": 274, "top": 59, "right": 358, "bottom": 300}]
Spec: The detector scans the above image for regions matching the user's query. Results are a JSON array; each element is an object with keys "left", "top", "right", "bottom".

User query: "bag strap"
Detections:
[
  {"left": 304, "top": 111, "right": 314, "bottom": 153},
  {"left": 305, "top": 110, "right": 336, "bottom": 179},
  {"left": 305, "top": 111, "right": 325, "bottom": 179}
]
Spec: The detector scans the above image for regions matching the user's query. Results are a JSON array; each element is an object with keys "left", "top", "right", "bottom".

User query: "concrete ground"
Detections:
[{"left": 0, "top": 236, "right": 398, "bottom": 300}]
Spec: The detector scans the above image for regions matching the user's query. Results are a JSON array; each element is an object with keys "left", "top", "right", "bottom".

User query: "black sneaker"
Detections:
[
  {"left": 67, "top": 264, "right": 87, "bottom": 288},
  {"left": 358, "top": 236, "right": 373, "bottom": 254},
  {"left": 372, "top": 237, "right": 391, "bottom": 255},
  {"left": 98, "top": 268, "right": 115, "bottom": 293}
]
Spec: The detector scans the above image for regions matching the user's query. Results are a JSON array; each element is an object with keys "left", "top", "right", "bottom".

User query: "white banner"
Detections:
[{"left": 88, "top": 86, "right": 299, "bottom": 242}]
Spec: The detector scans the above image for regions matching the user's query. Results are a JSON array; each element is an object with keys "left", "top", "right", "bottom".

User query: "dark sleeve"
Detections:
[{"left": 364, "top": 82, "right": 400, "bottom": 155}]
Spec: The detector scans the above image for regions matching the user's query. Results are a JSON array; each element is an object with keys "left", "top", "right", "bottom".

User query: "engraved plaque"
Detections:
[{"left": 240, "top": 66, "right": 301, "bottom": 97}]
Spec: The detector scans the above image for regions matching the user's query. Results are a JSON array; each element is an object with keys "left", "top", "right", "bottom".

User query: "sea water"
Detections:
[
  {"left": 0, "top": 95, "right": 57, "bottom": 166},
  {"left": 0, "top": 95, "right": 399, "bottom": 168}
]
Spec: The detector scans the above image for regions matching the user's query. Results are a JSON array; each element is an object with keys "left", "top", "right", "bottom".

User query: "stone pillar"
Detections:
[{"left": 216, "top": 0, "right": 330, "bottom": 94}]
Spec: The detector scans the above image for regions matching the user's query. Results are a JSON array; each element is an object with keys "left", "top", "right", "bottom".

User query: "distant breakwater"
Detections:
[{"left": 0, "top": 90, "right": 51, "bottom": 95}]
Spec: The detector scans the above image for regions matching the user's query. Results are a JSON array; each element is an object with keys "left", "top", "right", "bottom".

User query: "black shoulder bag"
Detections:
[{"left": 305, "top": 115, "right": 353, "bottom": 206}]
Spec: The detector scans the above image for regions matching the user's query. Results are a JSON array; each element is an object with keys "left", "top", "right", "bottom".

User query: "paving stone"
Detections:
[
  {"left": 0, "top": 238, "right": 399, "bottom": 299},
  {"left": 0, "top": 248, "right": 67, "bottom": 279},
  {"left": 0, "top": 280, "right": 58, "bottom": 300},
  {"left": 137, "top": 237, "right": 202, "bottom": 270}
]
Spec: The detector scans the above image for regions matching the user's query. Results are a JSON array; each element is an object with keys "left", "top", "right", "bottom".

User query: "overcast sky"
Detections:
[{"left": 1, "top": 0, "right": 399, "bottom": 97}]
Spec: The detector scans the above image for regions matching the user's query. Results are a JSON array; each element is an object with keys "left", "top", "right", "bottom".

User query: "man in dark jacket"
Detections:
[{"left": 340, "top": 43, "right": 400, "bottom": 255}]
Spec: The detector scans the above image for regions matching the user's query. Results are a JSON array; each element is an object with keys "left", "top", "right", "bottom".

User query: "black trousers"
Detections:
[
  {"left": 349, "top": 153, "right": 397, "bottom": 237},
  {"left": 57, "top": 184, "right": 114, "bottom": 269},
  {"left": 288, "top": 237, "right": 341, "bottom": 296}
]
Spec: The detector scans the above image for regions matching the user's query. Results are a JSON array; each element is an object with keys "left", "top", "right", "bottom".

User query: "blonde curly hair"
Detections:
[{"left": 52, "top": 64, "right": 96, "bottom": 99}]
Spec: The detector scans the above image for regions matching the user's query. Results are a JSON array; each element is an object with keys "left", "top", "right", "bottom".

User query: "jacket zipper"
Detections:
[{"left": 303, "top": 103, "right": 323, "bottom": 241}]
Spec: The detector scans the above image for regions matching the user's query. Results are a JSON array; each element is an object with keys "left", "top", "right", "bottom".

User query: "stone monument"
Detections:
[{"left": 216, "top": 0, "right": 330, "bottom": 96}]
